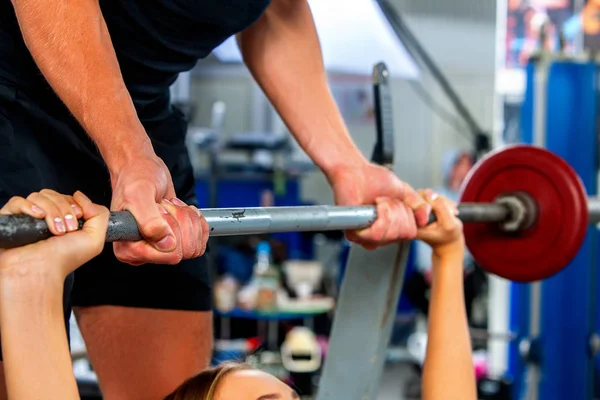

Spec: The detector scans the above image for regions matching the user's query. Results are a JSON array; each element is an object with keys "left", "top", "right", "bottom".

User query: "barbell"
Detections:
[{"left": 0, "top": 145, "right": 597, "bottom": 282}]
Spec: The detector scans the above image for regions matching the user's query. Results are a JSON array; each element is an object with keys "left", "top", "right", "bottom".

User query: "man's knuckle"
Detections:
[
  {"left": 371, "top": 229, "right": 384, "bottom": 242},
  {"left": 170, "top": 253, "right": 183, "bottom": 265}
]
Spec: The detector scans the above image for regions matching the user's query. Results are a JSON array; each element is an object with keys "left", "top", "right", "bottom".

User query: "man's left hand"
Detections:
[{"left": 328, "top": 162, "right": 431, "bottom": 250}]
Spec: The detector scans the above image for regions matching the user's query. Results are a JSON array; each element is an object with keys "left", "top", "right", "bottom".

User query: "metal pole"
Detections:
[
  {"left": 376, "top": 0, "right": 483, "bottom": 137},
  {"left": 588, "top": 197, "right": 600, "bottom": 223}
]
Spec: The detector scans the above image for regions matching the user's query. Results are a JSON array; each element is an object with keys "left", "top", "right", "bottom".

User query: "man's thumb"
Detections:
[{"left": 136, "top": 211, "right": 176, "bottom": 252}]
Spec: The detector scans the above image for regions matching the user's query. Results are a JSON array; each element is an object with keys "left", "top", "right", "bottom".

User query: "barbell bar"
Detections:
[
  {"left": 0, "top": 145, "right": 596, "bottom": 282},
  {"left": 2, "top": 195, "right": 599, "bottom": 246},
  {"left": 0, "top": 201, "right": 521, "bottom": 247}
]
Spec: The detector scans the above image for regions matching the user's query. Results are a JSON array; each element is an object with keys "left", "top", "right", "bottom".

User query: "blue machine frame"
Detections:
[{"left": 511, "top": 58, "right": 599, "bottom": 399}]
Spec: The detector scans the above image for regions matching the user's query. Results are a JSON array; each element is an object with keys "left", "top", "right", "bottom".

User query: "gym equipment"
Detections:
[
  {"left": 460, "top": 144, "right": 592, "bottom": 282},
  {"left": 1, "top": 145, "right": 598, "bottom": 283},
  {"left": 317, "top": 63, "right": 406, "bottom": 400},
  {"left": 280, "top": 327, "right": 322, "bottom": 373}
]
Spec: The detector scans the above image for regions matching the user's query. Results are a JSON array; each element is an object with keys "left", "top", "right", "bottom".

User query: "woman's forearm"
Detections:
[
  {"left": 0, "top": 277, "right": 79, "bottom": 400},
  {"left": 238, "top": 0, "right": 367, "bottom": 177},
  {"left": 422, "top": 255, "right": 476, "bottom": 400}
]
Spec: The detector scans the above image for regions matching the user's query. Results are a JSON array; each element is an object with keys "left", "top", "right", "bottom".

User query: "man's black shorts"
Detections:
[{"left": 0, "top": 79, "right": 212, "bottom": 351}]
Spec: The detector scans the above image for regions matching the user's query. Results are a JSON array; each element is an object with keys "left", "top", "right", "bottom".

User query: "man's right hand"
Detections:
[{"left": 110, "top": 155, "right": 209, "bottom": 266}]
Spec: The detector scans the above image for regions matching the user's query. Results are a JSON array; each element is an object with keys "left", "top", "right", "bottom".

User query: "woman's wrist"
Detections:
[
  {"left": 431, "top": 250, "right": 465, "bottom": 276},
  {"left": 0, "top": 266, "right": 65, "bottom": 305}
]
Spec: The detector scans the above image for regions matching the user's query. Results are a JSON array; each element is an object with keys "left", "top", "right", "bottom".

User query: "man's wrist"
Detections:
[
  {"left": 319, "top": 148, "right": 370, "bottom": 183},
  {"left": 101, "top": 134, "right": 155, "bottom": 179}
]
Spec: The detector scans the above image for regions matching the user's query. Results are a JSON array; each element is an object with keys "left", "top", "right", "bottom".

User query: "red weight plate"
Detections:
[{"left": 460, "top": 145, "right": 588, "bottom": 282}]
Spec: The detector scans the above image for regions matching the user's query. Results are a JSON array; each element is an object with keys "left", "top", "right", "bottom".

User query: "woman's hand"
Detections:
[
  {"left": 0, "top": 190, "right": 109, "bottom": 283},
  {"left": 416, "top": 189, "right": 464, "bottom": 260}
]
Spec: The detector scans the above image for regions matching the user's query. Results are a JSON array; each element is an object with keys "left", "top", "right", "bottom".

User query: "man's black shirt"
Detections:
[{"left": 0, "top": 0, "right": 271, "bottom": 123}]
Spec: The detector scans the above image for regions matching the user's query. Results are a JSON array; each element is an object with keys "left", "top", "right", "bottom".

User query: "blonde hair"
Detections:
[{"left": 163, "top": 362, "right": 251, "bottom": 400}]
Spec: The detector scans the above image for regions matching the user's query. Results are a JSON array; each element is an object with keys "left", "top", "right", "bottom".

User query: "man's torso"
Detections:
[{"left": 0, "top": 0, "right": 271, "bottom": 123}]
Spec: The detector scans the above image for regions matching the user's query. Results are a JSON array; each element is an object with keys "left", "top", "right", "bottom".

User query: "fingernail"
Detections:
[
  {"left": 31, "top": 205, "right": 45, "bottom": 217},
  {"left": 411, "top": 200, "right": 427, "bottom": 211},
  {"left": 54, "top": 217, "right": 66, "bottom": 233},
  {"left": 171, "top": 198, "right": 187, "bottom": 207},
  {"left": 157, "top": 204, "right": 169, "bottom": 215},
  {"left": 430, "top": 192, "right": 439, "bottom": 201},
  {"left": 162, "top": 199, "right": 174, "bottom": 206},
  {"left": 71, "top": 204, "right": 82, "bottom": 215},
  {"left": 64, "top": 214, "right": 78, "bottom": 231},
  {"left": 155, "top": 235, "right": 176, "bottom": 251}
]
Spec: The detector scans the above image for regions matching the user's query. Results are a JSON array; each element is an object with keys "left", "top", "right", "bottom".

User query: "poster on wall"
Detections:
[
  {"left": 329, "top": 82, "right": 375, "bottom": 125},
  {"left": 506, "top": 0, "right": 576, "bottom": 69},
  {"left": 581, "top": 1, "right": 600, "bottom": 51},
  {"left": 502, "top": 0, "right": 577, "bottom": 145}
]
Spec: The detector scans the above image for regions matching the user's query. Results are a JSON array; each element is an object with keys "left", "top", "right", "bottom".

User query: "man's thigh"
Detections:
[
  {"left": 72, "top": 240, "right": 214, "bottom": 400},
  {"left": 71, "top": 148, "right": 214, "bottom": 400},
  {"left": 74, "top": 307, "right": 213, "bottom": 400},
  {"left": 0, "top": 362, "right": 7, "bottom": 400}
]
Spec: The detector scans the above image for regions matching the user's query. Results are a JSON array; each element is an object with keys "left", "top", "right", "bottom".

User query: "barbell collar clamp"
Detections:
[{"left": 495, "top": 193, "right": 538, "bottom": 233}]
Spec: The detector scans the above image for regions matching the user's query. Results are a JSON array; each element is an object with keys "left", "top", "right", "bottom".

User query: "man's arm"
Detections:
[
  {"left": 0, "top": 278, "right": 79, "bottom": 400},
  {"left": 237, "top": 0, "right": 367, "bottom": 176},
  {"left": 12, "top": 1, "right": 207, "bottom": 265},
  {"left": 422, "top": 253, "right": 477, "bottom": 400},
  {"left": 11, "top": 0, "right": 153, "bottom": 175},
  {"left": 238, "top": 0, "right": 430, "bottom": 246}
]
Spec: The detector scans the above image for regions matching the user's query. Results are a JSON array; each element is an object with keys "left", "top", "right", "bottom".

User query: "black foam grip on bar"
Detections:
[
  {"left": 0, "top": 214, "right": 55, "bottom": 249},
  {"left": 0, "top": 211, "right": 141, "bottom": 249},
  {"left": 106, "top": 211, "right": 142, "bottom": 242}
]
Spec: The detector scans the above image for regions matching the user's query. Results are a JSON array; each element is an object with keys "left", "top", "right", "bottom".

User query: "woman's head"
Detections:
[
  {"left": 164, "top": 363, "right": 299, "bottom": 400},
  {"left": 442, "top": 149, "right": 474, "bottom": 192}
]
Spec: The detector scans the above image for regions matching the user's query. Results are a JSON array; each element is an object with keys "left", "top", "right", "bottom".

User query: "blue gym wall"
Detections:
[{"left": 514, "top": 59, "right": 599, "bottom": 400}]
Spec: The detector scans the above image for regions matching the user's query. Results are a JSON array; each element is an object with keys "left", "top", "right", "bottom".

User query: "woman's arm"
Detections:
[
  {"left": 422, "top": 254, "right": 476, "bottom": 400},
  {"left": 416, "top": 191, "right": 477, "bottom": 400},
  {"left": 0, "top": 191, "right": 109, "bottom": 400},
  {"left": 0, "top": 277, "right": 79, "bottom": 400}
]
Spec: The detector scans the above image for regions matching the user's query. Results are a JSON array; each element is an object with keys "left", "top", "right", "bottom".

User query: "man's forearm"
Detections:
[
  {"left": 0, "top": 278, "right": 79, "bottom": 400},
  {"left": 422, "top": 255, "right": 476, "bottom": 400},
  {"left": 12, "top": 0, "right": 153, "bottom": 175},
  {"left": 238, "top": 0, "right": 367, "bottom": 177}
]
